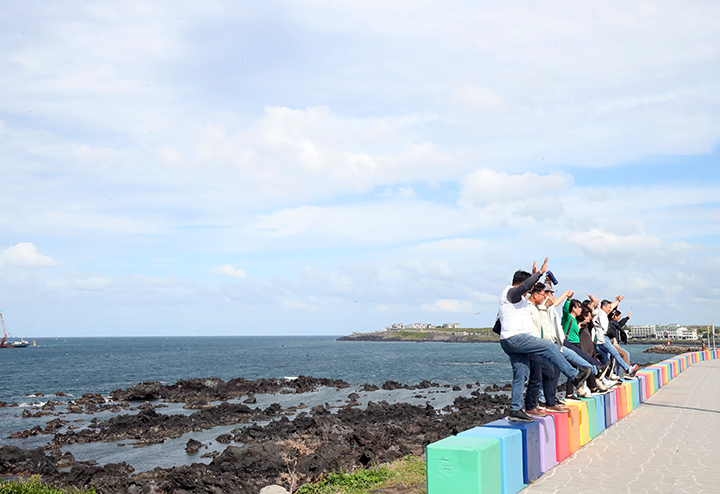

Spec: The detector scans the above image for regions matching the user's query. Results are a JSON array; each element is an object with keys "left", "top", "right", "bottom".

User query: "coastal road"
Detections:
[{"left": 524, "top": 358, "right": 720, "bottom": 493}]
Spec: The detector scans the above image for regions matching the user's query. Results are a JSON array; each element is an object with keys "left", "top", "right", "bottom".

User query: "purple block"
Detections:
[
  {"left": 637, "top": 374, "right": 647, "bottom": 402},
  {"left": 485, "top": 418, "right": 542, "bottom": 483},
  {"left": 533, "top": 415, "right": 557, "bottom": 473},
  {"left": 606, "top": 391, "right": 617, "bottom": 425}
]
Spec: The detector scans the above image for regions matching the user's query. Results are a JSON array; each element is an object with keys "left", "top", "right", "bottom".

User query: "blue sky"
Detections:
[{"left": 1, "top": 0, "right": 720, "bottom": 337}]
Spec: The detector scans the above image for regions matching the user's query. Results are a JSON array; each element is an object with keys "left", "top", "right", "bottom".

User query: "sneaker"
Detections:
[
  {"left": 545, "top": 404, "right": 569, "bottom": 413},
  {"left": 526, "top": 408, "right": 547, "bottom": 417},
  {"left": 629, "top": 364, "right": 639, "bottom": 376},
  {"left": 508, "top": 410, "right": 534, "bottom": 422},
  {"left": 601, "top": 378, "right": 618, "bottom": 388},
  {"left": 572, "top": 367, "right": 592, "bottom": 390},
  {"left": 596, "top": 361, "right": 610, "bottom": 380},
  {"left": 609, "top": 373, "right": 620, "bottom": 380},
  {"left": 556, "top": 397, "right": 566, "bottom": 405}
]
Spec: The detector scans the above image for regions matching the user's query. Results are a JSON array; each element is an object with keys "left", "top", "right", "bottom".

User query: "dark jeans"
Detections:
[
  {"left": 563, "top": 340, "right": 600, "bottom": 393},
  {"left": 526, "top": 354, "right": 557, "bottom": 409}
]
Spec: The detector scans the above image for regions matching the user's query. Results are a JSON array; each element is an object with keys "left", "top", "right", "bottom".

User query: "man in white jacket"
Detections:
[{"left": 498, "top": 258, "right": 591, "bottom": 422}]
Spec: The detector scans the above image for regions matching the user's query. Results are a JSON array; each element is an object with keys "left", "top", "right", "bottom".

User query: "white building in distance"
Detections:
[
  {"left": 629, "top": 325, "right": 657, "bottom": 339},
  {"left": 658, "top": 324, "right": 697, "bottom": 340},
  {"left": 630, "top": 324, "right": 697, "bottom": 340}
]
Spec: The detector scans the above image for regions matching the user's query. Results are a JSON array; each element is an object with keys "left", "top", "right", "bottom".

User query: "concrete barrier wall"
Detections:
[{"left": 426, "top": 350, "right": 718, "bottom": 494}]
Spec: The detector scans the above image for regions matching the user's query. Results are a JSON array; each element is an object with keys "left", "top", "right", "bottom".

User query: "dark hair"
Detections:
[
  {"left": 601, "top": 299, "right": 612, "bottom": 308},
  {"left": 530, "top": 282, "right": 546, "bottom": 294},
  {"left": 582, "top": 299, "right": 592, "bottom": 309},
  {"left": 512, "top": 270, "right": 532, "bottom": 285},
  {"left": 579, "top": 307, "right": 594, "bottom": 326},
  {"left": 611, "top": 309, "right": 621, "bottom": 318},
  {"left": 569, "top": 299, "right": 582, "bottom": 312}
]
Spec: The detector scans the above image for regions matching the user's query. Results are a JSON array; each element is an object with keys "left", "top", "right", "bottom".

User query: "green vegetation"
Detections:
[
  {"left": 297, "top": 455, "right": 426, "bottom": 494},
  {"left": 0, "top": 476, "right": 95, "bottom": 494},
  {"left": 394, "top": 331, "right": 429, "bottom": 340}
]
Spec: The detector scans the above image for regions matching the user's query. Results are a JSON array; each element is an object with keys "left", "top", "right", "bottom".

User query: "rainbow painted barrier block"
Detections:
[{"left": 426, "top": 350, "right": 718, "bottom": 494}]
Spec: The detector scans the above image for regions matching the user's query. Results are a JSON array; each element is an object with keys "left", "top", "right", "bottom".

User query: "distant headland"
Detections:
[{"left": 336, "top": 326, "right": 499, "bottom": 343}]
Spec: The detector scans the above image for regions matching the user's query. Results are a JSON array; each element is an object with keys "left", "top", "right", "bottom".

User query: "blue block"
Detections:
[
  {"left": 604, "top": 392, "right": 615, "bottom": 428},
  {"left": 459, "top": 426, "right": 526, "bottom": 494},
  {"left": 592, "top": 395, "right": 606, "bottom": 434},
  {"left": 485, "top": 418, "right": 542, "bottom": 484}
]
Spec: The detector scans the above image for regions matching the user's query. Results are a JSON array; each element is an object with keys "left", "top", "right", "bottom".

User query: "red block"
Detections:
[
  {"left": 614, "top": 386, "right": 625, "bottom": 419},
  {"left": 545, "top": 411, "right": 570, "bottom": 463}
]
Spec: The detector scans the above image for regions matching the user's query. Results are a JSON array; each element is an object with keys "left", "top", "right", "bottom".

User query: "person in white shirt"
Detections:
[
  {"left": 592, "top": 295, "right": 638, "bottom": 377},
  {"left": 498, "top": 258, "right": 591, "bottom": 422}
]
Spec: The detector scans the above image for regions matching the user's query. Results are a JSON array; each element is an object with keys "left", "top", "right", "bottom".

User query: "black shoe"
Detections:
[
  {"left": 596, "top": 361, "right": 610, "bottom": 379},
  {"left": 572, "top": 367, "right": 591, "bottom": 390},
  {"left": 508, "top": 410, "right": 534, "bottom": 422}
]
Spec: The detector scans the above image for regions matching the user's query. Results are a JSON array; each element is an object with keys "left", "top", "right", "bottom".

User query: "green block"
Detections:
[
  {"left": 426, "top": 435, "right": 502, "bottom": 494},
  {"left": 580, "top": 397, "right": 598, "bottom": 438}
]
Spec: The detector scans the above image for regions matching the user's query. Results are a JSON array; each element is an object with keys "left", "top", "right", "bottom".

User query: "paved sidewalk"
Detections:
[{"left": 524, "top": 358, "right": 720, "bottom": 493}]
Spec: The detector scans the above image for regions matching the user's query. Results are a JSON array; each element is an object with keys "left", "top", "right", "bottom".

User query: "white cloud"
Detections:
[
  {"left": 422, "top": 299, "right": 474, "bottom": 313},
  {"left": 209, "top": 264, "right": 248, "bottom": 279},
  {"left": 0, "top": 243, "right": 58, "bottom": 268},
  {"left": 459, "top": 169, "right": 573, "bottom": 209},
  {"left": 74, "top": 276, "right": 114, "bottom": 291}
]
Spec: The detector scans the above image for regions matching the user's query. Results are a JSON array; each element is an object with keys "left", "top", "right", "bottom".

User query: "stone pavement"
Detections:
[{"left": 524, "top": 358, "right": 720, "bottom": 493}]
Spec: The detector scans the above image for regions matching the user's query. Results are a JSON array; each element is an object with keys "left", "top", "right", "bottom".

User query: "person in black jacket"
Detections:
[{"left": 608, "top": 309, "right": 631, "bottom": 366}]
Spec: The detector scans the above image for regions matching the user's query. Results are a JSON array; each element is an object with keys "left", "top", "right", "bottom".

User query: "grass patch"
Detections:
[
  {"left": 393, "top": 331, "right": 429, "bottom": 340},
  {"left": 297, "top": 455, "right": 426, "bottom": 494},
  {"left": 0, "top": 476, "right": 95, "bottom": 494}
]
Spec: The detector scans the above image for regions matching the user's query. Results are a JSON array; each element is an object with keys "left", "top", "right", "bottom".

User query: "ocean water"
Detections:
[{"left": 0, "top": 336, "right": 665, "bottom": 471}]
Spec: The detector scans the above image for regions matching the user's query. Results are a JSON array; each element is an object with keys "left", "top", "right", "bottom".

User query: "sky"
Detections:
[{"left": 1, "top": 0, "right": 720, "bottom": 337}]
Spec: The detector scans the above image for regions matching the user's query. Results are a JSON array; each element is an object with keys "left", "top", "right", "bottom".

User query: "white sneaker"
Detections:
[
  {"left": 602, "top": 378, "right": 618, "bottom": 388},
  {"left": 609, "top": 373, "right": 620, "bottom": 380},
  {"left": 577, "top": 383, "right": 591, "bottom": 397}
]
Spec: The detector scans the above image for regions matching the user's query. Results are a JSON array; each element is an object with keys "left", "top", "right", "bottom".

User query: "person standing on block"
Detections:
[{"left": 498, "top": 257, "right": 591, "bottom": 422}]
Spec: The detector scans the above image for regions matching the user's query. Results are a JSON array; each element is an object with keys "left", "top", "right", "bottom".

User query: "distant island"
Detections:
[
  {"left": 337, "top": 325, "right": 710, "bottom": 345},
  {"left": 336, "top": 327, "right": 499, "bottom": 343}
]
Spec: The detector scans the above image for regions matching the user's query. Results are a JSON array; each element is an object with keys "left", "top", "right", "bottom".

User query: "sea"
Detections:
[{"left": 0, "top": 336, "right": 665, "bottom": 472}]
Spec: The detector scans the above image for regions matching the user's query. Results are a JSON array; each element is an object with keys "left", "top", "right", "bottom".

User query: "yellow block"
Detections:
[
  {"left": 621, "top": 383, "right": 633, "bottom": 415},
  {"left": 565, "top": 399, "right": 590, "bottom": 446}
]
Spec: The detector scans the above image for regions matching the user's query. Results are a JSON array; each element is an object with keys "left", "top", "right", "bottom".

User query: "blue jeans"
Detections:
[
  {"left": 500, "top": 334, "right": 580, "bottom": 411},
  {"left": 596, "top": 340, "right": 630, "bottom": 372},
  {"left": 562, "top": 345, "right": 597, "bottom": 374}
]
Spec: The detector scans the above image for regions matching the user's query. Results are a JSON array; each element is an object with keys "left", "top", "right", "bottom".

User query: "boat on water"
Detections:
[{"left": 0, "top": 311, "right": 29, "bottom": 349}]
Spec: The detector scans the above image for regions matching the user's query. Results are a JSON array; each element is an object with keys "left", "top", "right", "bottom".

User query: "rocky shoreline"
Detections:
[
  {"left": 0, "top": 375, "right": 512, "bottom": 493},
  {"left": 337, "top": 329, "right": 499, "bottom": 343},
  {"left": 642, "top": 345, "right": 704, "bottom": 355}
]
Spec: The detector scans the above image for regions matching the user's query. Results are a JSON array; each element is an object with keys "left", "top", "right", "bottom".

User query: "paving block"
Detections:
[
  {"left": 564, "top": 400, "right": 590, "bottom": 446},
  {"left": 426, "top": 435, "right": 502, "bottom": 494},
  {"left": 579, "top": 397, "right": 598, "bottom": 438},
  {"left": 622, "top": 382, "right": 633, "bottom": 414},
  {"left": 485, "top": 419, "right": 541, "bottom": 484},
  {"left": 591, "top": 394, "right": 606, "bottom": 434},
  {"left": 614, "top": 386, "right": 625, "bottom": 419},
  {"left": 532, "top": 415, "right": 557, "bottom": 473},
  {"left": 544, "top": 410, "right": 570, "bottom": 463},
  {"left": 565, "top": 403, "right": 581, "bottom": 453},
  {"left": 629, "top": 379, "right": 640, "bottom": 409},
  {"left": 605, "top": 389, "right": 617, "bottom": 426},
  {"left": 458, "top": 427, "right": 526, "bottom": 494},
  {"left": 636, "top": 374, "right": 647, "bottom": 402}
]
